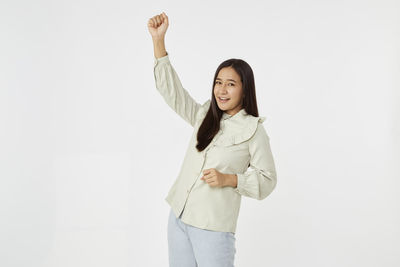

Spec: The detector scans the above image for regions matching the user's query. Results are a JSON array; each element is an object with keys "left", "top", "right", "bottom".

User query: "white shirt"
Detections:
[{"left": 153, "top": 52, "right": 277, "bottom": 234}]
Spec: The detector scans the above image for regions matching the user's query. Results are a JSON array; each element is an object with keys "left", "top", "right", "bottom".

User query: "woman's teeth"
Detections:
[{"left": 219, "top": 97, "right": 230, "bottom": 103}]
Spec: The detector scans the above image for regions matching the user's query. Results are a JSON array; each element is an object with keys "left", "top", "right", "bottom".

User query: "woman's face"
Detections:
[{"left": 213, "top": 67, "right": 244, "bottom": 116}]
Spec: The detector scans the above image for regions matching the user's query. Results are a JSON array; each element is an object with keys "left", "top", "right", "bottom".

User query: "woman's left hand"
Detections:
[{"left": 200, "top": 168, "right": 228, "bottom": 188}]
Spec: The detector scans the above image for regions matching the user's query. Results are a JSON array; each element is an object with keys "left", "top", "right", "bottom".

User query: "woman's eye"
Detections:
[{"left": 214, "top": 81, "right": 234, "bottom": 86}]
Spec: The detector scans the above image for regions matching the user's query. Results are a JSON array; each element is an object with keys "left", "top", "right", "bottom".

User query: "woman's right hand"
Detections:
[{"left": 147, "top": 12, "right": 169, "bottom": 40}]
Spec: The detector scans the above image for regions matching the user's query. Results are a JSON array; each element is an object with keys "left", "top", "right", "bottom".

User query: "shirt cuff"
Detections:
[
  {"left": 234, "top": 173, "right": 246, "bottom": 194},
  {"left": 153, "top": 52, "right": 169, "bottom": 67}
]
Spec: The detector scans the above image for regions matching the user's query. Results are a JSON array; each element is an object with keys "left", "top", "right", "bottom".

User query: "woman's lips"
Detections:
[{"left": 218, "top": 97, "right": 230, "bottom": 103}]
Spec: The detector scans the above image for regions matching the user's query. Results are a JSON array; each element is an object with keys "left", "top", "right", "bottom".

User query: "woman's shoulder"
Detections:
[
  {"left": 195, "top": 99, "right": 211, "bottom": 122},
  {"left": 234, "top": 114, "right": 267, "bottom": 143},
  {"left": 246, "top": 113, "right": 266, "bottom": 125},
  {"left": 201, "top": 99, "right": 211, "bottom": 110}
]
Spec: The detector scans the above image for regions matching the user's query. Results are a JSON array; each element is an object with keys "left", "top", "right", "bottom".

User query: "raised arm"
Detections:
[{"left": 148, "top": 12, "right": 202, "bottom": 127}]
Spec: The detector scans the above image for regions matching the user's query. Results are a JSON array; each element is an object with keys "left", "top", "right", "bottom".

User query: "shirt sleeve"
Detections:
[
  {"left": 234, "top": 123, "right": 277, "bottom": 200},
  {"left": 153, "top": 52, "right": 202, "bottom": 127}
]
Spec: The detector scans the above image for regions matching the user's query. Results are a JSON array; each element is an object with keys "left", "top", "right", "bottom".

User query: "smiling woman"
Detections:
[
  {"left": 197, "top": 56, "right": 261, "bottom": 152},
  {"left": 214, "top": 68, "right": 244, "bottom": 115},
  {"left": 148, "top": 11, "right": 277, "bottom": 267}
]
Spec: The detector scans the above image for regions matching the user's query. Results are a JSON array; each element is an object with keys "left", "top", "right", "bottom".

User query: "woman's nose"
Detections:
[{"left": 219, "top": 89, "right": 228, "bottom": 95}]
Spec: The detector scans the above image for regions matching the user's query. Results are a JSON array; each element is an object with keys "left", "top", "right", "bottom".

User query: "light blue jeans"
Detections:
[{"left": 167, "top": 208, "right": 236, "bottom": 267}]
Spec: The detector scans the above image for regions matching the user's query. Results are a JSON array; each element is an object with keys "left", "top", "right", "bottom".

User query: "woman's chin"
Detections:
[
  {"left": 218, "top": 105, "right": 229, "bottom": 111},
  {"left": 217, "top": 103, "right": 231, "bottom": 110}
]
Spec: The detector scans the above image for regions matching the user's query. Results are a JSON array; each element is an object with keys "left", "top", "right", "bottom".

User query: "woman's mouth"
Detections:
[{"left": 218, "top": 97, "right": 230, "bottom": 103}]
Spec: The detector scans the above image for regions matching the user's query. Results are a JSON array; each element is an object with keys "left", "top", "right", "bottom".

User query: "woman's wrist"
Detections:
[
  {"left": 224, "top": 174, "right": 238, "bottom": 188},
  {"left": 152, "top": 37, "right": 167, "bottom": 59}
]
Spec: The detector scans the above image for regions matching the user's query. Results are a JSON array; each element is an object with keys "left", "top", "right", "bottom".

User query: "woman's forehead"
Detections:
[{"left": 217, "top": 67, "right": 240, "bottom": 80}]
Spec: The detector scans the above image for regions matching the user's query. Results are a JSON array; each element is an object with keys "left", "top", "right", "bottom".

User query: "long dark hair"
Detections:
[{"left": 196, "top": 58, "right": 260, "bottom": 152}]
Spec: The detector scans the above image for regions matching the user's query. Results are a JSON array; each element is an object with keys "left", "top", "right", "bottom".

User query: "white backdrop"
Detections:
[{"left": 1, "top": 0, "right": 399, "bottom": 266}]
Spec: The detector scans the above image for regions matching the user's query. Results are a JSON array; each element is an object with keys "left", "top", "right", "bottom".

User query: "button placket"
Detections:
[
  {"left": 211, "top": 123, "right": 226, "bottom": 147},
  {"left": 192, "top": 122, "right": 225, "bottom": 194},
  {"left": 212, "top": 121, "right": 227, "bottom": 147}
]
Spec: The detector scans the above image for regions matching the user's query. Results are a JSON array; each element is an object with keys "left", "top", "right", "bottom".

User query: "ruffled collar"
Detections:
[
  {"left": 214, "top": 112, "right": 267, "bottom": 146},
  {"left": 197, "top": 102, "right": 266, "bottom": 147}
]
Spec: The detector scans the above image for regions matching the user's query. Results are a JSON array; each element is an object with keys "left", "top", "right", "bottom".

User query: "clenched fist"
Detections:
[
  {"left": 147, "top": 12, "right": 169, "bottom": 40},
  {"left": 201, "top": 168, "right": 231, "bottom": 188}
]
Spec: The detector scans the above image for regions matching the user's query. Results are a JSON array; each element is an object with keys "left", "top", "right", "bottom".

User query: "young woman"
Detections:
[{"left": 148, "top": 12, "right": 277, "bottom": 267}]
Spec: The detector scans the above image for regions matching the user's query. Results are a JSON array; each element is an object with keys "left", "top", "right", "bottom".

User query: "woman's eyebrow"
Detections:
[{"left": 216, "top": 78, "right": 236, "bottom": 82}]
